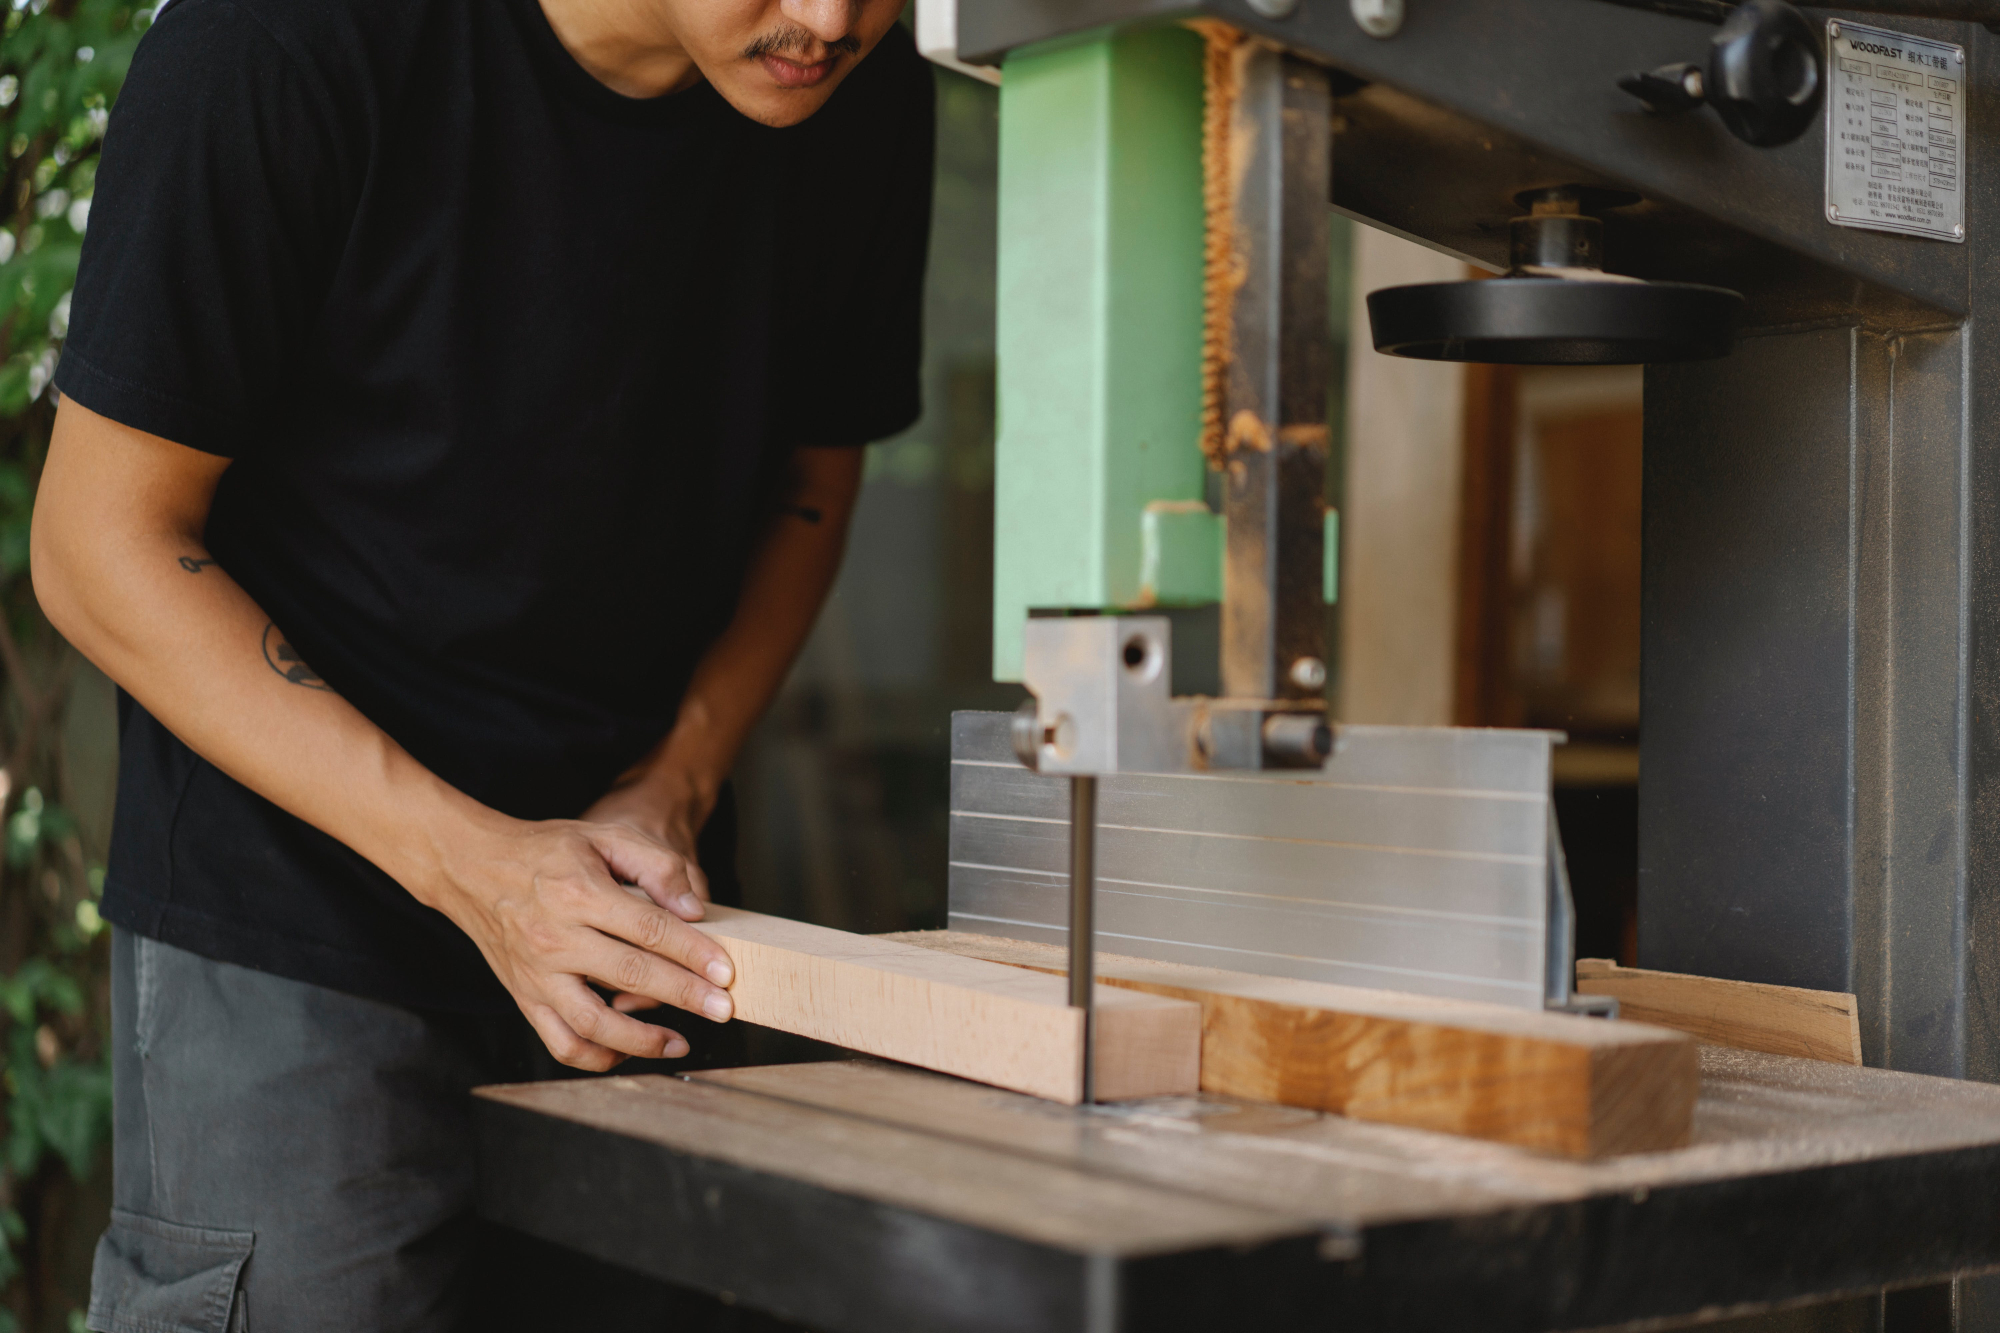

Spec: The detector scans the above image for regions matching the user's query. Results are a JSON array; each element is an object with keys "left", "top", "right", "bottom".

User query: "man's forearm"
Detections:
[
  {"left": 33, "top": 407, "right": 489, "bottom": 903},
  {"left": 598, "top": 446, "right": 865, "bottom": 832},
  {"left": 34, "top": 397, "right": 739, "bottom": 1069}
]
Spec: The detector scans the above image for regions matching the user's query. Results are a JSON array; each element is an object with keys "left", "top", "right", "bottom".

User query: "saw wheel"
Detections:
[{"left": 1366, "top": 277, "right": 1743, "bottom": 365}]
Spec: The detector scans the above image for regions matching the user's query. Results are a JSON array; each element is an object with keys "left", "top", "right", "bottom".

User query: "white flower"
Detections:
[
  {"left": 86, "top": 106, "right": 107, "bottom": 136},
  {"left": 26, "top": 347, "right": 56, "bottom": 399},
  {"left": 34, "top": 188, "right": 67, "bottom": 219},
  {"left": 0, "top": 77, "right": 18, "bottom": 108},
  {"left": 0, "top": 231, "right": 19, "bottom": 264},
  {"left": 66, "top": 196, "right": 87, "bottom": 233},
  {"left": 48, "top": 290, "right": 69, "bottom": 338},
  {"left": 75, "top": 45, "right": 92, "bottom": 63}
]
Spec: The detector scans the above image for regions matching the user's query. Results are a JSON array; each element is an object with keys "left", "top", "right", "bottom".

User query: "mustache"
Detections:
[{"left": 742, "top": 24, "right": 861, "bottom": 62}]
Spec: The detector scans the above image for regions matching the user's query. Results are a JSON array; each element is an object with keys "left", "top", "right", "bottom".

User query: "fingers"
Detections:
[
  {"left": 541, "top": 976, "right": 692, "bottom": 1062},
  {"left": 591, "top": 825, "right": 705, "bottom": 918},
  {"left": 583, "top": 930, "right": 733, "bottom": 1023},
  {"left": 590, "top": 881, "right": 735, "bottom": 992},
  {"left": 520, "top": 1001, "right": 625, "bottom": 1072},
  {"left": 611, "top": 991, "right": 663, "bottom": 1013}
]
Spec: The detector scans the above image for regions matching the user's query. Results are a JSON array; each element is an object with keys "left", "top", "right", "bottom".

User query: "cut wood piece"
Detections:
[
  {"left": 1574, "top": 959, "right": 1862, "bottom": 1065},
  {"left": 885, "top": 930, "right": 1698, "bottom": 1158},
  {"left": 690, "top": 906, "right": 1198, "bottom": 1104}
]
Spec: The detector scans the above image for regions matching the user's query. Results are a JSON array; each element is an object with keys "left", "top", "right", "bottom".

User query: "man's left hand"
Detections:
[{"left": 580, "top": 774, "right": 713, "bottom": 1012}]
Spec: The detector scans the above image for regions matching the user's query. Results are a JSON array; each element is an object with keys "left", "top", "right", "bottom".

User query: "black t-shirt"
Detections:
[{"left": 56, "top": 0, "right": 934, "bottom": 1012}]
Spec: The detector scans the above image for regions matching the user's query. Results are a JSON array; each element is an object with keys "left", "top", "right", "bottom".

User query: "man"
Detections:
[{"left": 30, "top": 0, "right": 931, "bottom": 1325}]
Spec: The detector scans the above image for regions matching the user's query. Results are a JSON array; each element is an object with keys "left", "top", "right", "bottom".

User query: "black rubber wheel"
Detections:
[{"left": 1366, "top": 277, "right": 1743, "bottom": 365}]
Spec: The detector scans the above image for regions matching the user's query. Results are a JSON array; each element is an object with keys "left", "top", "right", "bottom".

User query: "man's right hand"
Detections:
[
  {"left": 430, "top": 816, "right": 738, "bottom": 1071},
  {"left": 34, "top": 395, "right": 743, "bottom": 1075}
]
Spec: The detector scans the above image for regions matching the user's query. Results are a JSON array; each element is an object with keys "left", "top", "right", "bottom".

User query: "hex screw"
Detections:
[{"left": 1289, "top": 656, "right": 1328, "bottom": 691}]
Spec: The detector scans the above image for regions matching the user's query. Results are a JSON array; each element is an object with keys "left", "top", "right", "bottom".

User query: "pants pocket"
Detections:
[{"left": 87, "top": 1208, "right": 252, "bottom": 1333}]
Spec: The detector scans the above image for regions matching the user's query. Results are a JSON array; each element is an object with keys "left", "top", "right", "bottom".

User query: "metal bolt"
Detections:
[
  {"left": 1829, "top": 21, "right": 1840, "bottom": 38},
  {"left": 1262, "top": 712, "right": 1335, "bottom": 765},
  {"left": 1351, "top": 0, "right": 1403, "bottom": 39},
  {"left": 1828, "top": 204, "right": 1839, "bottom": 220},
  {"left": 1248, "top": 0, "right": 1300, "bottom": 15},
  {"left": 1956, "top": 223, "right": 1966, "bottom": 237},
  {"left": 1009, "top": 698, "right": 1042, "bottom": 769},
  {"left": 1289, "top": 656, "right": 1328, "bottom": 691},
  {"left": 1043, "top": 713, "right": 1077, "bottom": 762}
]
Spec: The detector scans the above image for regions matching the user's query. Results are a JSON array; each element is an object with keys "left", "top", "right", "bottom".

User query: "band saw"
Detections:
[{"left": 470, "top": 3, "right": 2000, "bottom": 1328}]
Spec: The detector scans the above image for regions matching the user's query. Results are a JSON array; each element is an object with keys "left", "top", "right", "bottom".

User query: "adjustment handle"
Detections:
[
  {"left": 1705, "top": 0, "right": 1822, "bottom": 146},
  {"left": 1618, "top": 62, "right": 1706, "bottom": 116}
]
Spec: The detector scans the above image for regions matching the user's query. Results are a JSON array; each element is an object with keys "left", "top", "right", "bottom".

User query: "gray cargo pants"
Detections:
[{"left": 84, "top": 928, "right": 772, "bottom": 1333}]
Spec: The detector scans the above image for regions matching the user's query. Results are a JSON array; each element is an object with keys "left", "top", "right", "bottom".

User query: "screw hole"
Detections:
[{"left": 1122, "top": 636, "right": 1150, "bottom": 670}]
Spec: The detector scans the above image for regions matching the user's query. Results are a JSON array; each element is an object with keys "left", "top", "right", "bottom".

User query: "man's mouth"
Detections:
[{"left": 758, "top": 52, "right": 839, "bottom": 88}]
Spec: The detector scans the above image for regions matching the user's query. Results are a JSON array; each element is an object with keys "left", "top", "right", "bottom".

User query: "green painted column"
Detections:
[{"left": 990, "top": 23, "right": 1209, "bottom": 682}]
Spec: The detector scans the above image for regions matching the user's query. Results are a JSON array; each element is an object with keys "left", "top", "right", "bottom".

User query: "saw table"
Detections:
[{"left": 474, "top": 1048, "right": 2000, "bottom": 1332}]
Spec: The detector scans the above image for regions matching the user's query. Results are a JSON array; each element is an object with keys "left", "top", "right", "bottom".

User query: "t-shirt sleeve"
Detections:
[
  {"left": 54, "top": 0, "right": 349, "bottom": 458},
  {"left": 776, "top": 28, "right": 936, "bottom": 449}
]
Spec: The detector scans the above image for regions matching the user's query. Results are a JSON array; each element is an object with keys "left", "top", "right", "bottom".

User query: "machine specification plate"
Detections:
[{"left": 1825, "top": 20, "right": 1965, "bottom": 243}]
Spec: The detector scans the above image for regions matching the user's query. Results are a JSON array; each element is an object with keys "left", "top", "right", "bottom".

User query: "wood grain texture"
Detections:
[
  {"left": 1575, "top": 959, "right": 1862, "bottom": 1065},
  {"left": 886, "top": 930, "right": 1697, "bottom": 1157},
  {"left": 691, "top": 907, "right": 1199, "bottom": 1104}
]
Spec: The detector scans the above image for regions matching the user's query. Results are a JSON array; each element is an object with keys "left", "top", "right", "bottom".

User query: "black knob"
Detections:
[
  {"left": 1706, "top": 0, "right": 1822, "bottom": 146},
  {"left": 1619, "top": 62, "right": 1705, "bottom": 116}
]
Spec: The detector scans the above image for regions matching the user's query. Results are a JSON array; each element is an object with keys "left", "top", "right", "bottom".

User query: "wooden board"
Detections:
[
  {"left": 1575, "top": 958, "right": 1862, "bottom": 1065},
  {"left": 885, "top": 930, "right": 1697, "bottom": 1158},
  {"left": 690, "top": 906, "right": 1198, "bottom": 1104}
]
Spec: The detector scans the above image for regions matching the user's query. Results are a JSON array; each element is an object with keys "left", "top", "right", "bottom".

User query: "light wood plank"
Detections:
[
  {"left": 1574, "top": 959, "right": 1862, "bottom": 1065},
  {"left": 886, "top": 930, "right": 1697, "bottom": 1157},
  {"left": 690, "top": 906, "right": 1199, "bottom": 1104}
]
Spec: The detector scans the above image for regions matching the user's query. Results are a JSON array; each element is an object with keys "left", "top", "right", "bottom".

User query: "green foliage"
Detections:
[
  {"left": 0, "top": 0, "right": 146, "bottom": 1327},
  {"left": 0, "top": 0, "right": 137, "bottom": 416}
]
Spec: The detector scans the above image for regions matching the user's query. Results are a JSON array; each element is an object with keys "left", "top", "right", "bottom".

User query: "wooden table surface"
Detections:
[{"left": 474, "top": 1048, "right": 2000, "bottom": 1333}]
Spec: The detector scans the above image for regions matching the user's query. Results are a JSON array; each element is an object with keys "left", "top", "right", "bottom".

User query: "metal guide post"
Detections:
[
  {"left": 1216, "top": 48, "right": 1332, "bottom": 702},
  {"left": 1068, "top": 775, "right": 1098, "bottom": 1104}
]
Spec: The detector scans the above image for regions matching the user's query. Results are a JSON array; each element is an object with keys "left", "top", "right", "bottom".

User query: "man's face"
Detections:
[{"left": 668, "top": 0, "right": 906, "bottom": 127}]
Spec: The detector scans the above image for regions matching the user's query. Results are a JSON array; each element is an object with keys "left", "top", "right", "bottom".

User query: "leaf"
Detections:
[
  {"left": 0, "top": 958, "right": 55, "bottom": 1024},
  {"left": 37, "top": 1054, "right": 111, "bottom": 1178}
]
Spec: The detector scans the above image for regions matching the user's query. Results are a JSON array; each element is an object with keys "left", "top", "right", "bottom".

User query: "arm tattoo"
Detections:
[
  {"left": 261, "top": 622, "right": 331, "bottom": 691},
  {"left": 178, "top": 556, "right": 219, "bottom": 573}
]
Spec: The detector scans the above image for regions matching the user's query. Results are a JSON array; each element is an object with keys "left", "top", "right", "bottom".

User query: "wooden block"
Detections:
[
  {"left": 885, "top": 930, "right": 1698, "bottom": 1158},
  {"left": 1575, "top": 959, "right": 1862, "bottom": 1065},
  {"left": 690, "top": 906, "right": 1199, "bottom": 1104}
]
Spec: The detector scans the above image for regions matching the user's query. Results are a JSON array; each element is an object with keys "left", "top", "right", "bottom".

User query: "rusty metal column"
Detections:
[{"left": 1216, "top": 48, "right": 1332, "bottom": 703}]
